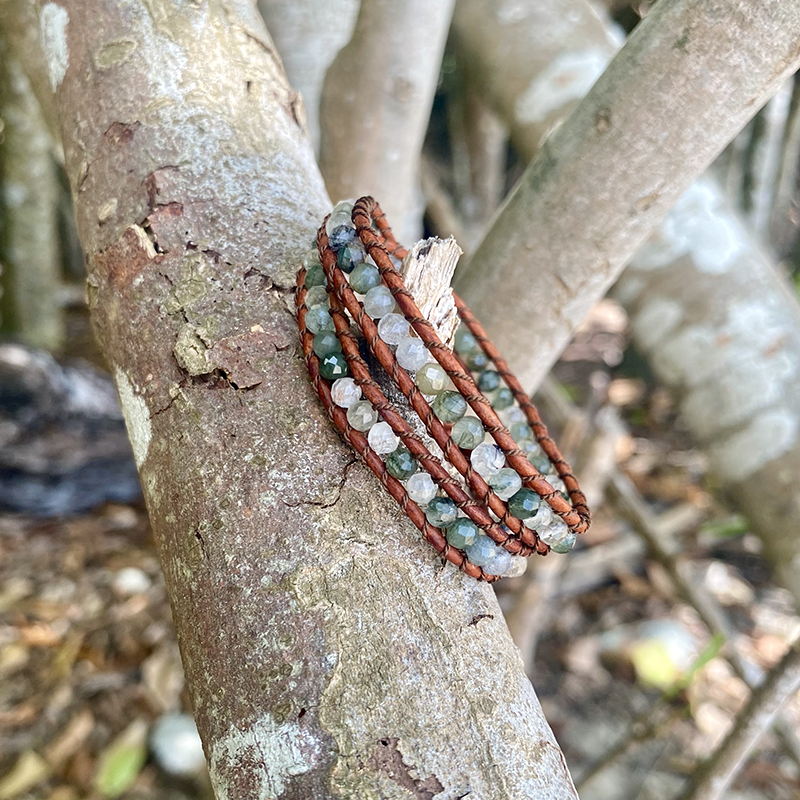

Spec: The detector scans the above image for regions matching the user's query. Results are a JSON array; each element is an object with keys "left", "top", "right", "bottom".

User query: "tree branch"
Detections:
[
  {"left": 453, "top": 0, "right": 800, "bottom": 391},
  {"left": 318, "top": 0, "right": 456, "bottom": 241},
  {"left": 48, "top": 0, "right": 578, "bottom": 796}
]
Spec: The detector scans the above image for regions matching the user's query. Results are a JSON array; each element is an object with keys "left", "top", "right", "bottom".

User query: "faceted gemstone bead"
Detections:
[
  {"left": 305, "top": 285, "right": 329, "bottom": 309},
  {"left": 477, "top": 370, "right": 501, "bottom": 392},
  {"left": 347, "top": 400, "right": 378, "bottom": 431},
  {"left": 328, "top": 225, "right": 356, "bottom": 251},
  {"left": 529, "top": 453, "right": 551, "bottom": 474},
  {"left": 336, "top": 241, "right": 365, "bottom": 273},
  {"left": 465, "top": 535, "right": 512, "bottom": 574},
  {"left": 349, "top": 262, "right": 381, "bottom": 294},
  {"left": 312, "top": 331, "right": 341, "bottom": 358},
  {"left": 368, "top": 421, "right": 399, "bottom": 454},
  {"left": 386, "top": 446, "right": 417, "bottom": 480},
  {"left": 396, "top": 337, "right": 429, "bottom": 371},
  {"left": 445, "top": 517, "right": 478, "bottom": 549},
  {"left": 510, "top": 421, "right": 532, "bottom": 441},
  {"left": 465, "top": 350, "right": 489, "bottom": 371},
  {"left": 377, "top": 313, "right": 410, "bottom": 345},
  {"left": 492, "top": 387, "right": 514, "bottom": 410},
  {"left": 470, "top": 443, "right": 505, "bottom": 477},
  {"left": 503, "top": 556, "right": 529, "bottom": 578},
  {"left": 406, "top": 472, "right": 437, "bottom": 505},
  {"left": 508, "top": 488, "right": 541, "bottom": 519},
  {"left": 319, "top": 352, "right": 348, "bottom": 380},
  {"left": 520, "top": 439, "right": 542, "bottom": 460},
  {"left": 454, "top": 325, "right": 478, "bottom": 354},
  {"left": 326, "top": 204, "right": 355, "bottom": 251},
  {"left": 488, "top": 467, "right": 522, "bottom": 500},
  {"left": 548, "top": 474, "right": 566, "bottom": 494},
  {"left": 331, "top": 377, "right": 361, "bottom": 408},
  {"left": 524, "top": 504, "right": 553, "bottom": 531},
  {"left": 302, "top": 249, "right": 322, "bottom": 270},
  {"left": 304, "top": 263, "right": 326, "bottom": 288},
  {"left": 363, "top": 285, "right": 394, "bottom": 319},
  {"left": 425, "top": 496, "right": 458, "bottom": 527},
  {"left": 540, "top": 518, "right": 575, "bottom": 553},
  {"left": 451, "top": 416, "right": 484, "bottom": 449},
  {"left": 305, "top": 305, "right": 334, "bottom": 334},
  {"left": 416, "top": 362, "right": 447, "bottom": 395},
  {"left": 433, "top": 390, "right": 467, "bottom": 423},
  {"left": 502, "top": 406, "right": 526, "bottom": 426}
]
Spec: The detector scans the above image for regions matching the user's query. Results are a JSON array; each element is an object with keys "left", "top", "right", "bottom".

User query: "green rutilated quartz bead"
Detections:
[
  {"left": 454, "top": 325, "right": 479, "bottom": 354},
  {"left": 302, "top": 249, "right": 322, "bottom": 270},
  {"left": 510, "top": 421, "right": 533, "bottom": 441},
  {"left": 312, "top": 331, "right": 341, "bottom": 357},
  {"left": 433, "top": 390, "right": 467, "bottom": 423},
  {"left": 305, "top": 285, "right": 329, "bottom": 309},
  {"left": 508, "top": 488, "right": 541, "bottom": 518},
  {"left": 477, "top": 370, "right": 500, "bottom": 392},
  {"left": 492, "top": 387, "right": 514, "bottom": 410},
  {"left": 451, "top": 416, "right": 483, "bottom": 449},
  {"left": 445, "top": 517, "right": 478, "bottom": 549},
  {"left": 465, "top": 350, "right": 489, "bottom": 371},
  {"left": 337, "top": 241, "right": 365, "bottom": 273},
  {"left": 305, "top": 305, "right": 334, "bottom": 334},
  {"left": 349, "top": 262, "right": 381, "bottom": 294},
  {"left": 529, "top": 453, "right": 550, "bottom": 474},
  {"left": 425, "top": 496, "right": 458, "bottom": 527},
  {"left": 386, "top": 446, "right": 418, "bottom": 480},
  {"left": 416, "top": 362, "right": 447, "bottom": 395},
  {"left": 319, "top": 352, "right": 349, "bottom": 380},
  {"left": 304, "top": 264, "right": 326, "bottom": 288}
]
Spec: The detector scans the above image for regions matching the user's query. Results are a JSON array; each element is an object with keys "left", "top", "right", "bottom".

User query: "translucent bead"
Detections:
[
  {"left": 319, "top": 352, "right": 348, "bottom": 380},
  {"left": 520, "top": 439, "right": 542, "bottom": 460},
  {"left": 425, "top": 497, "right": 458, "bottom": 527},
  {"left": 349, "top": 263, "right": 381, "bottom": 294},
  {"left": 540, "top": 518, "right": 575, "bottom": 553},
  {"left": 347, "top": 400, "right": 377, "bottom": 431},
  {"left": 331, "top": 377, "right": 361, "bottom": 408},
  {"left": 451, "top": 416, "right": 483, "bottom": 449},
  {"left": 510, "top": 421, "right": 532, "bottom": 441},
  {"left": 304, "top": 264, "right": 326, "bottom": 288},
  {"left": 363, "top": 285, "right": 394, "bottom": 319},
  {"left": 465, "top": 350, "right": 488, "bottom": 371},
  {"left": 445, "top": 518, "right": 478, "bottom": 549},
  {"left": 549, "top": 475, "right": 566, "bottom": 494},
  {"left": 470, "top": 442, "right": 505, "bottom": 477},
  {"left": 406, "top": 472, "right": 437, "bottom": 505},
  {"left": 508, "top": 488, "right": 540, "bottom": 518},
  {"left": 454, "top": 325, "right": 478, "bottom": 353},
  {"left": 325, "top": 206, "right": 354, "bottom": 238},
  {"left": 503, "top": 556, "right": 529, "bottom": 578},
  {"left": 396, "top": 337, "right": 429, "bottom": 371},
  {"left": 305, "top": 285, "right": 329, "bottom": 309},
  {"left": 492, "top": 387, "right": 514, "bottom": 410},
  {"left": 477, "top": 370, "right": 500, "bottom": 392},
  {"left": 524, "top": 504, "right": 553, "bottom": 530},
  {"left": 465, "top": 535, "right": 512, "bottom": 574},
  {"left": 305, "top": 305, "right": 334, "bottom": 334},
  {"left": 416, "top": 362, "right": 447, "bottom": 395},
  {"left": 368, "top": 421, "right": 399, "bottom": 454},
  {"left": 336, "top": 241, "right": 365, "bottom": 273},
  {"left": 332, "top": 200, "right": 354, "bottom": 217},
  {"left": 433, "top": 390, "right": 467, "bottom": 423},
  {"left": 312, "top": 331, "right": 341, "bottom": 358},
  {"left": 377, "top": 313, "right": 410, "bottom": 345},
  {"left": 488, "top": 467, "right": 521, "bottom": 500},
  {"left": 386, "top": 446, "right": 417, "bottom": 480},
  {"left": 302, "top": 249, "right": 322, "bottom": 270},
  {"left": 529, "top": 453, "right": 550, "bottom": 474},
  {"left": 502, "top": 406, "right": 526, "bottom": 426}
]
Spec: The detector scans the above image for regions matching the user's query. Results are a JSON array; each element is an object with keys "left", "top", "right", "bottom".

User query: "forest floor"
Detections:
[{"left": 1, "top": 300, "right": 799, "bottom": 800}]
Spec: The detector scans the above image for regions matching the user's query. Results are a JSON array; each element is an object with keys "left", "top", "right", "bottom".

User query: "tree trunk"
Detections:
[
  {"left": 47, "top": 1, "right": 578, "bottom": 796},
  {"left": 452, "top": 0, "right": 800, "bottom": 391}
]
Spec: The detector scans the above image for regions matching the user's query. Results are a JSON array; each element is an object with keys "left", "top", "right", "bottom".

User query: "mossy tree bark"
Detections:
[{"left": 46, "top": 1, "right": 578, "bottom": 797}]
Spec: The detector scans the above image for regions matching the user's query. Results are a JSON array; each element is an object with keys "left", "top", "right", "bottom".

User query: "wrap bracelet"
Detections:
[{"left": 295, "top": 196, "right": 590, "bottom": 582}]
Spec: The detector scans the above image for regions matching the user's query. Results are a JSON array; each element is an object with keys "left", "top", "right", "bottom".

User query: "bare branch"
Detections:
[
  {"left": 49, "top": 0, "right": 579, "bottom": 795},
  {"left": 318, "top": 0, "right": 456, "bottom": 241},
  {"left": 453, "top": 0, "right": 800, "bottom": 391}
]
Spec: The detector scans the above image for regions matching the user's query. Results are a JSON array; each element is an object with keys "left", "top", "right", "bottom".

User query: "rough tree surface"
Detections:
[{"left": 45, "top": 0, "right": 579, "bottom": 797}]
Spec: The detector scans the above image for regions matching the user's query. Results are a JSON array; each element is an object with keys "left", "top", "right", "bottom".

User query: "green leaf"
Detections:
[
  {"left": 94, "top": 719, "right": 149, "bottom": 798},
  {"left": 699, "top": 514, "right": 750, "bottom": 538}
]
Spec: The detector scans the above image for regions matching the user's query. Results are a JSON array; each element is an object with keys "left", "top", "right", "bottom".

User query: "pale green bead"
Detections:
[
  {"left": 305, "top": 285, "right": 329, "bottom": 309},
  {"left": 425, "top": 497, "right": 458, "bottom": 527},
  {"left": 416, "top": 362, "right": 447, "bottom": 395},
  {"left": 510, "top": 421, "right": 532, "bottom": 441},
  {"left": 306, "top": 305, "right": 334, "bottom": 334},
  {"left": 312, "top": 332, "right": 341, "bottom": 357},
  {"left": 433, "top": 391, "right": 467, "bottom": 423},
  {"left": 454, "top": 325, "right": 478, "bottom": 353},
  {"left": 451, "top": 416, "right": 483, "bottom": 449},
  {"left": 349, "top": 263, "right": 381, "bottom": 294},
  {"left": 445, "top": 518, "right": 478, "bottom": 549},
  {"left": 492, "top": 387, "right": 514, "bottom": 410},
  {"left": 347, "top": 400, "right": 377, "bottom": 431},
  {"left": 304, "top": 264, "right": 325, "bottom": 288}
]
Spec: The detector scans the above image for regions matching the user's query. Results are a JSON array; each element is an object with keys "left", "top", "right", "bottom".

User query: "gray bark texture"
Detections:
[
  {"left": 46, "top": 1, "right": 578, "bottom": 797},
  {"left": 0, "top": 38, "right": 63, "bottom": 350},
  {"left": 256, "top": 0, "right": 359, "bottom": 150},
  {"left": 452, "top": 0, "right": 800, "bottom": 391},
  {"left": 318, "top": 0, "right": 456, "bottom": 242}
]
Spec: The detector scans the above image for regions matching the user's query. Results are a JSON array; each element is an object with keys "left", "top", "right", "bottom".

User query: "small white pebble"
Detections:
[{"left": 113, "top": 567, "right": 151, "bottom": 597}]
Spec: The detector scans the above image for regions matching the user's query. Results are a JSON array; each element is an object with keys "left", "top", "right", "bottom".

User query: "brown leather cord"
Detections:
[{"left": 295, "top": 196, "right": 591, "bottom": 581}]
